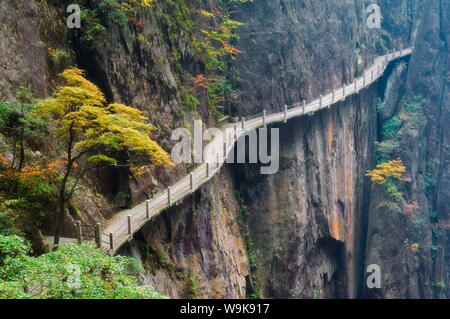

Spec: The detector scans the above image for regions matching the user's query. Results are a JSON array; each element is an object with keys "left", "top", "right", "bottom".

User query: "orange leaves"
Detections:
[
  {"left": 128, "top": 17, "right": 144, "bottom": 27},
  {"left": 0, "top": 155, "right": 8, "bottom": 167},
  {"left": 0, "top": 160, "right": 67, "bottom": 185},
  {"left": 191, "top": 74, "right": 217, "bottom": 90},
  {"left": 366, "top": 158, "right": 407, "bottom": 184},
  {"left": 46, "top": 160, "right": 68, "bottom": 170},
  {"left": 403, "top": 201, "right": 420, "bottom": 214},
  {"left": 220, "top": 41, "right": 242, "bottom": 60},
  {"left": 1, "top": 166, "right": 41, "bottom": 184}
]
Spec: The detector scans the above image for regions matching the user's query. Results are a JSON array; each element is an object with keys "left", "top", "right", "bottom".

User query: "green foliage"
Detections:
[
  {"left": 0, "top": 88, "right": 46, "bottom": 161},
  {"left": 376, "top": 140, "right": 400, "bottom": 162},
  {"left": 182, "top": 274, "right": 198, "bottom": 299},
  {"left": 234, "top": 189, "right": 261, "bottom": 299},
  {"left": 404, "top": 95, "right": 428, "bottom": 113},
  {"left": 0, "top": 89, "right": 53, "bottom": 236},
  {"left": 79, "top": 8, "right": 106, "bottom": 43},
  {"left": 182, "top": 91, "right": 200, "bottom": 112},
  {"left": 143, "top": 244, "right": 197, "bottom": 299},
  {"left": 48, "top": 48, "right": 73, "bottom": 71},
  {"left": 0, "top": 210, "right": 20, "bottom": 237},
  {"left": 424, "top": 174, "right": 437, "bottom": 193},
  {"left": 384, "top": 181, "right": 403, "bottom": 201},
  {"left": 382, "top": 116, "right": 402, "bottom": 140},
  {"left": 78, "top": 0, "right": 153, "bottom": 43},
  {"left": 433, "top": 281, "right": 445, "bottom": 289},
  {"left": 0, "top": 235, "right": 166, "bottom": 299}
]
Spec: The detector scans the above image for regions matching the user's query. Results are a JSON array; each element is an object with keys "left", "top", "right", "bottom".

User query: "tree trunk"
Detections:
[{"left": 52, "top": 200, "right": 65, "bottom": 250}]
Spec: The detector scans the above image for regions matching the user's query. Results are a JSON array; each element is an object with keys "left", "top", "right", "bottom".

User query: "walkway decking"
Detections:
[{"left": 99, "top": 47, "right": 413, "bottom": 255}]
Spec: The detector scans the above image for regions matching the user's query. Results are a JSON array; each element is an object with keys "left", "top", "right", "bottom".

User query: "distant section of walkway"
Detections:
[{"left": 83, "top": 47, "right": 412, "bottom": 255}]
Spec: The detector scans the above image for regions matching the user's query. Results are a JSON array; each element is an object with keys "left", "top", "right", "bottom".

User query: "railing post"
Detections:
[
  {"left": 206, "top": 162, "right": 210, "bottom": 178},
  {"left": 263, "top": 110, "right": 266, "bottom": 128},
  {"left": 109, "top": 232, "right": 114, "bottom": 252},
  {"left": 216, "top": 153, "right": 220, "bottom": 168},
  {"left": 146, "top": 200, "right": 150, "bottom": 219},
  {"left": 303, "top": 100, "right": 306, "bottom": 114},
  {"left": 400, "top": 44, "right": 403, "bottom": 56},
  {"left": 95, "top": 223, "right": 101, "bottom": 248},
  {"left": 319, "top": 95, "right": 323, "bottom": 108},
  {"left": 234, "top": 125, "right": 237, "bottom": 139},
  {"left": 223, "top": 141, "right": 227, "bottom": 160},
  {"left": 190, "top": 173, "right": 194, "bottom": 190},
  {"left": 332, "top": 89, "right": 335, "bottom": 102},
  {"left": 167, "top": 186, "right": 172, "bottom": 205},
  {"left": 363, "top": 74, "right": 366, "bottom": 87},
  {"left": 283, "top": 105, "right": 288, "bottom": 123},
  {"left": 354, "top": 80, "right": 357, "bottom": 92},
  {"left": 76, "top": 221, "right": 82, "bottom": 244},
  {"left": 241, "top": 117, "right": 245, "bottom": 130},
  {"left": 127, "top": 215, "right": 132, "bottom": 236},
  {"left": 371, "top": 70, "right": 374, "bottom": 81}
]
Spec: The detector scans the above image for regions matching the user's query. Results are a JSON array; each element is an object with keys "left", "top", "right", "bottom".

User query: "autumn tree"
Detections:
[
  {"left": 366, "top": 158, "right": 407, "bottom": 185},
  {"left": 36, "top": 68, "right": 173, "bottom": 247},
  {"left": 0, "top": 88, "right": 46, "bottom": 190}
]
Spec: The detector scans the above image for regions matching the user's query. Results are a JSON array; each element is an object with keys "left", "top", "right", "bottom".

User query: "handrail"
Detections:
[{"left": 92, "top": 47, "right": 413, "bottom": 255}]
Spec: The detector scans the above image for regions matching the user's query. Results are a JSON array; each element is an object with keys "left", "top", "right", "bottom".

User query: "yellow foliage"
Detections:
[
  {"left": 196, "top": 9, "right": 214, "bottom": 18},
  {"left": 411, "top": 243, "right": 420, "bottom": 252},
  {"left": 366, "top": 158, "right": 406, "bottom": 184},
  {"left": 36, "top": 68, "right": 174, "bottom": 170},
  {"left": 127, "top": 0, "right": 156, "bottom": 7}
]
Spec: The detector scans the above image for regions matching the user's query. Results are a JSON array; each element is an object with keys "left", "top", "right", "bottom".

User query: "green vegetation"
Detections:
[
  {"left": 433, "top": 281, "right": 446, "bottom": 289},
  {"left": 36, "top": 68, "right": 173, "bottom": 247},
  {"left": 77, "top": 0, "right": 153, "bottom": 43},
  {"left": 0, "top": 235, "right": 165, "bottom": 299},
  {"left": 74, "top": 0, "right": 249, "bottom": 122},
  {"left": 382, "top": 116, "right": 402, "bottom": 140},
  {"left": 0, "top": 89, "right": 53, "bottom": 238},
  {"left": 234, "top": 189, "right": 261, "bottom": 299},
  {"left": 372, "top": 96, "right": 430, "bottom": 208},
  {"left": 376, "top": 96, "right": 429, "bottom": 162},
  {"left": 158, "top": 0, "right": 250, "bottom": 122},
  {"left": 143, "top": 244, "right": 198, "bottom": 298},
  {"left": 0, "top": 69, "right": 173, "bottom": 248}
]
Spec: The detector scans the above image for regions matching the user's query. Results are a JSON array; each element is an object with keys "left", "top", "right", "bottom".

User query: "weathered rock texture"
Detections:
[
  {"left": 1, "top": 0, "right": 447, "bottom": 299},
  {"left": 364, "top": 0, "right": 450, "bottom": 299}
]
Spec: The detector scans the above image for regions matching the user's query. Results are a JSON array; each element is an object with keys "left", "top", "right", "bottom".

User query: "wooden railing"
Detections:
[{"left": 74, "top": 47, "right": 413, "bottom": 255}]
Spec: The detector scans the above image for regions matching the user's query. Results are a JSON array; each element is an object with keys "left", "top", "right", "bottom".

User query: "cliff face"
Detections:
[
  {"left": 364, "top": 0, "right": 450, "bottom": 298},
  {"left": 1, "top": 0, "right": 447, "bottom": 299},
  {"left": 122, "top": 0, "right": 423, "bottom": 299}
]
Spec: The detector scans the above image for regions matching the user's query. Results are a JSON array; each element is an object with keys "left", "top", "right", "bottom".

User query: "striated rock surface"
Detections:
[{"left": 1, "top": 0, "right": 448, "bottom": 299}]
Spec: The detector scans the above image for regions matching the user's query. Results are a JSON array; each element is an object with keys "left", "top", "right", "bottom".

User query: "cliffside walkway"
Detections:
[{"left": 87, "top": 47, "right": 412, "bottom": 255}]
